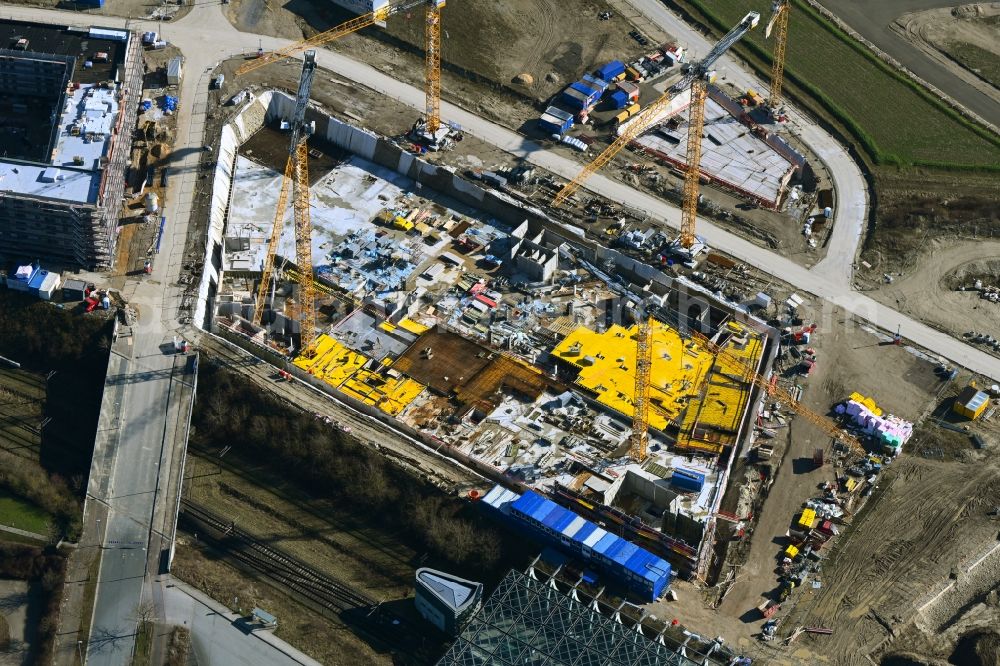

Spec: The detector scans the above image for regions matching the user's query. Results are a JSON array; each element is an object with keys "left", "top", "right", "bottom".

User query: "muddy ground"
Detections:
[
  {"left": 858, "top": 168, "right": 1000, "bottom": 353},
  {"left": 634, "top": 263, "right": 970, "bottom": 663},
  {"left": 109, "top": 45, "right": 184, "bottom": 284}
]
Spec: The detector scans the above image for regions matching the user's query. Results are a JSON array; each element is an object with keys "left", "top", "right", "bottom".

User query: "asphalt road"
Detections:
[{"left": 815, "top": 0, "right": 1000, "bottom": 126}]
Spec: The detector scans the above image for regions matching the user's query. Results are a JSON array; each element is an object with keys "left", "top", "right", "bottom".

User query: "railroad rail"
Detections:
[{"left": 178, "top": 499, "right": 434, "bottom": 655}]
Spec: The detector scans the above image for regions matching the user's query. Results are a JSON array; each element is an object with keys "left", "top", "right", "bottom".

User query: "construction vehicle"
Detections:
[
  {"left": 236, "top": 0, "right": 450, "bottom": 149},
  {"left": 692, "top": 330, "right": 866, "bottom": 457},
  {"left": 765, "top": 0, "right": 790, "bottom": 110},
  {"left": 251, "top": 52, "right": 320, "bottom": 357},
  {"left": 552, "top": 12, "right": 760, "bottom": 256}
]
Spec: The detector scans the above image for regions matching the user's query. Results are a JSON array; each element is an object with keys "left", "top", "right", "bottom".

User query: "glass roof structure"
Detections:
[{"left": 436, "top": 570, "right": 702, "bottom": 666}]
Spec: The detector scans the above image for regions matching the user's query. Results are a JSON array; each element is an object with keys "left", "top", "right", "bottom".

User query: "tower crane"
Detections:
[
  {"left": 765, "top": 0, "right": 790, "bottom": 109},
  {"left": 691, "top": 331, "right": 866, "bottom": 457},
  {"left": 629, "top": 315, "right": 654, "bottom": 462},
  {"left": 553, "top": 12, "right": 760, "bottom": 251},
  {"left": 252, "top": 51, "right": 319, "bottom": 356},
  {"left": 236, "top": 0, "right": 448, "bottom": 146}
]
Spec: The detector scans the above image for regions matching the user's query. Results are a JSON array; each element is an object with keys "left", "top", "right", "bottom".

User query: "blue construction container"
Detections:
[
  {"left": 561, "top": 87, "right": 596, "bottom": 111},
  {"left": 537, "top": 105, "right": 573, "bottom": 135},
  {"left": 581, "top": 74, "right": 609, "bottom": 95},
  {"left": 27, "top": 270, "right": 48, "bottom": 296},
  {"left": 596, "top": 60, "right": 626, "bottom": 81},
  {"left": 671, "top": 468, "right": 706, "bottom": 493},
  {"left": 570, "top": 80, "right": 601, "bottom": 100},
  {"left": 483, "top": 486, "right": 672, "bottom": 601},
  {"left": 609, "top": 90, "right": 629, "bottom": 109},
  {"left": 76, "top": 0, "right": 105, "bottom": 6}
]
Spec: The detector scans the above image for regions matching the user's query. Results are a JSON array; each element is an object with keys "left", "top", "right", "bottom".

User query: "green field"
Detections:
[
  {"left": 0, "top": 490, "right": 51, "bottom": 535},
  {"left": 680, "top": 0, "right": 1000, "bottom": 169},
  {"left": 944, "top": 41, "right": 1000, "bottom": 91}
]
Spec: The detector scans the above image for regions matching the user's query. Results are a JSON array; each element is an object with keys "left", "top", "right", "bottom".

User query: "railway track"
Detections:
[{"left": 178, "top": 499, "right": 434, "bottom": 657}]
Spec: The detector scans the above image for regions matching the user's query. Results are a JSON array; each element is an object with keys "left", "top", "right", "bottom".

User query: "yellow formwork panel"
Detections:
[
  {"left": 339, "top": 369, "right": 425, "bottom": 416},
  {"left": 552, "top": 322, "right": 714, "bottom": 431},
  {"left": 294, "top": 334, "right": 368, "bottom": 388},
  {"left": 397, "top": 318, "right": 430, "bottom": 335},
  {"left": 677, "top": 322, "right": 765, "bottom": 451}
]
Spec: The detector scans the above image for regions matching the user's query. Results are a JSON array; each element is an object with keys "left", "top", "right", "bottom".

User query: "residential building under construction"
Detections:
[{"left": 0, "top": 20, "right": 142, "bottom": 269}]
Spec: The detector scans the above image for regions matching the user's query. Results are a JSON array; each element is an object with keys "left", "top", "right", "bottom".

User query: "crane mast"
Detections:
[
  {"left": 424, "top": 0, "right": 444, "bottom": 134},
  {"left": 629, "top": 317, "right": 653, "bottom": 462},
  {"left": 766, "top": 0, "right": 790, "bottom": 109},
  {"left": 236, "top": 0, "right": 423, "bottom": 76},
  {"left": 252, "top": 51, "right": 319, "bottom": 355},
  {"left": 235, "top": 0, "right": 447, "bottom": 147}
]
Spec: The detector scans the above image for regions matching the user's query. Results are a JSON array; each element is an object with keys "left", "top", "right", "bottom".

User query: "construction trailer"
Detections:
[
  {"left": 167, "top": 56, "right": 183, "bottom": 85},
  {"left": 954, "top": 385, "right": 990, "bottom": 420}
]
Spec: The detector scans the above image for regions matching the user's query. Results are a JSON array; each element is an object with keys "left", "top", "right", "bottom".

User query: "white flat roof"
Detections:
[{"left": 0, "top": 84, "right": 117, "bottom": 204}]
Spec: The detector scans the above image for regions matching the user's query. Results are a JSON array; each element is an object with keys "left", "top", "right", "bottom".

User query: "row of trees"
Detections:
[
  {"left": 0, "top": 291, "right": 113, "bottom": 534},
  {"left": 192, "top": 362, "right": 506, "bottom": 574}
]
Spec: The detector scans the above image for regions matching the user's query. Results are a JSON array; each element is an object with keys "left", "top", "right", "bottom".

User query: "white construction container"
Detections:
[{"left": 167, "top": 56, "right": 183, "bottom": 85}]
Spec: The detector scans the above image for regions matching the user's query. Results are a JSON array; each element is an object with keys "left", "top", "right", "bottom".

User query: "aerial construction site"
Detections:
[{"left": 0, "top": 0, "right": 998, "bottom": 664}]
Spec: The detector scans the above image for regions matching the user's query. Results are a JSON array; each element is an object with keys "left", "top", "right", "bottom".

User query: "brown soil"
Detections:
[
  {"left": 224, "top": 0, "right": 663, "bottom": 130},
  {"left": 183, "top": 453, "right": 418, "bottom": 601},
  {"left": 857, "top": 169, "right": 1000, "bottom": 350}
]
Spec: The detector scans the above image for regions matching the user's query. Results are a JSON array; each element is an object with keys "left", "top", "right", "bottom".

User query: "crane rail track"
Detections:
[{"left": 178, "top": 499, "right": 432, "bottom": 655}]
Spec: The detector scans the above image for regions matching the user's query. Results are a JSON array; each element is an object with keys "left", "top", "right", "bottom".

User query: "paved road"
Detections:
[{"left": 815, "top": 0, "right": 1000, "bottom": 127}]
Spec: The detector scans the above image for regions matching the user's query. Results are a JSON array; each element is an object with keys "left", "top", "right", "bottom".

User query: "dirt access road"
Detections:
[
  {"left": 816, "top": 0, "right": 1000, "bottom": 126},
  {"left": 866, "top": 239, "right": 1000, "bottom": 357},
  {"left": 782, "top": 454, "right": 1000, "bottom": 664}
]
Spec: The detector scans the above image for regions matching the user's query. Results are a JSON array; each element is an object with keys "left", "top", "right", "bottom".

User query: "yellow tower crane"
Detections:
[
  {"left": 692, "top": 331, "right": 866, "bottom": 457},
  {"left": 424, "top": 0, "right": 445, "bottom": 135},
  {"left": 553, "top": 12, "right": 760, "bottom": 250},
  {"left": 629, "top": 316, "right": 654, "bottom": 462},
  {"left": 236, "top": 0, "right": 446, "bottom": 135},
  {"left": 766, "top": 0, "right": 790, "bottom": 109},
  {"left": 252, "top": 52, "right": 319, "bottom": 356}
]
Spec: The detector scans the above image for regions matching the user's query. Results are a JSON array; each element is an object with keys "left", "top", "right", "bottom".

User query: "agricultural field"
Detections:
[
  {"left": 945, "top": 41, "right": 1000, "bottom": 90},
  {"left": 675, "top": 0, "right": 1000, "bottom": 168}
]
